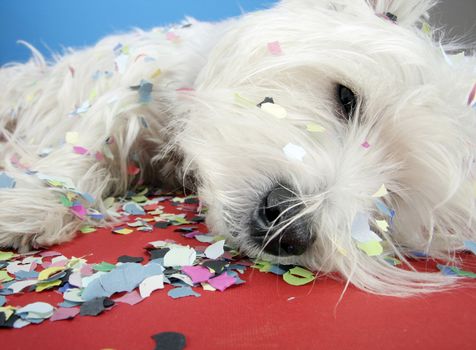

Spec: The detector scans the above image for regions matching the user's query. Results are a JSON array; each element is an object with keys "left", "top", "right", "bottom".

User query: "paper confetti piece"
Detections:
[
  {"left": 38, "top": 266, "right": 64, "bottom": 281},
  {"left": 468, "top": 83, "right": 476, "bottom": 106},
  {"left": 139, "top": 275, "right": 164, "bottom": 298},
  {"left": 361, "top": 141, "right": 370, "bottom": 149},
  {"left": 167, "top": 287, "right": 200, "bottom": 299},
  {"left": 0, "top": 172, "right": 16, "bottom": 189},
  {"left": 375, "top": 219, "right": 389, "bottom": 232},
  {"left": 464, "top": 241, "right": 476, "bottom": 255},
  {"left": 112, "top": 227, "right": 134, "bottom": 235},
  {"left": 163, "top": 246, "right": 196, "bottom": 267},
  {"left": 207, "top": 273, "right": 236, "bottom": 292},
  {"left": 374, "top": 199, "right": 395, "bottom": 218},
  {"left": 8, "top": 280, "right": 38, "bottom": 294},
  {"left": 36, "top": 280, "right": 62, "bottom": 292},
  {"left": 0, "top": 251, "right": 14, "bottom": 261},
  {"left": 261, "top": 102, "right": 287, "bottom": 119},
  {"left": 357, "top": 241, "right": 383, "bottom": 256},
  {"left": 283, "top": 143, "right": 306, "bottom": 162},
  {"left": 16, "top": 302, "right": 54, "bottom": 318},
  {"left": 283, "top": 267, "right": 315, "bottom": 286},
  {"left": 204, "top": 240, "right": 225, "bottom": 259},
  {"left": 73, "top": 146, "right": 89, "bottom": 155},
  {"left": 166, "top": 31, "right": 180, "bottom": 42},
  {"left": 152, "top": 332, "right": 186, "bottom": 350},
  {"left": 123, "top": 202, "right": 146, "bottom": 215},
  {"left": 351, "top": 213, "right": 382, "bottom": 243},
  {"left": 80, "top": 297, "right": 114, "bottom": 316},
  {"left": 181, "top": 266, "right": 213, "bottom": 284},
  {"left": 114, "top": 291, "right": 143, "bottom": 305},
  {"left": 267, "top": 41, "right": 283, "bottom": 55},
  {"left": 92, "top": 262, "right": 116, "bottom": 272},
  {"left": 0, "top": 270, "right": 14, "bottom": 282},
  {"left": 80, "top": 226, "right": 97, "bottom": 234},
  {"left": 50, "top": 307, "right": 80, "bottom": 322},
  {"left": 130, "top": 80, "right": 153, "bottom": 104},
  {"left": 65, "top": 132, "right": 79, "bottom": 145},
  {"left": 306, "top": 123, "right": 326, "bottom": 133},
  {"left": 372, "top": 184, "right": 388, "bottom": 198},
  {"left": 115, "top": 54, "right": 129, "bottom": 74},
  {"left": 151, "top": 68, "right": 162, "bottom": 79}
]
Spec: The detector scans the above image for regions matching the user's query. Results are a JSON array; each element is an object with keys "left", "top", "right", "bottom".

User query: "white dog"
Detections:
[{"left": 1, "top": 0, "right": 475, "bottom": 296}]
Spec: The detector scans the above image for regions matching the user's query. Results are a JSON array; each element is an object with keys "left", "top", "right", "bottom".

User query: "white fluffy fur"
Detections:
[{"left": 1, "top": 0, "right": 475, "bottom": 296}]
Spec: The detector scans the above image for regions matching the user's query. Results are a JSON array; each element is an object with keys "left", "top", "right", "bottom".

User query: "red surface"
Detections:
[{"left": 2, "top": 202, "right": 476, "bottom": 350}]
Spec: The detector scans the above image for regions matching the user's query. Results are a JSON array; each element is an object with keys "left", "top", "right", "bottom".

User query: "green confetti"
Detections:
[
  {"left": 0, "top": 270, "right": 14, "bottom": 283},
  {"left": 448, "top": 266, "right": 476, "bottom": 279},
  {"left": 252, "top": 260, "right": 272, "bottom": 273},
  {"left": 131, "top": 195, "right": 148, "bottom": 203},
  {"left": 0, "top": 251, "right": 15, "bottom": 261},
  {"left": 80, "top": 226, "right": 97, "bottom": 234},
  {"left": 283, "top": 266, "right": 316, "bottom": 286},
  {"left": 93, "top": 261, "right": 116, "bottom": 272}
]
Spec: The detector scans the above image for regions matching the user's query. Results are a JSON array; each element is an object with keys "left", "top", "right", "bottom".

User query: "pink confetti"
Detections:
[
  {"left": 50, "top": 307, "right": 80, "bottom": 322},
  {"left": 166, "top": 32, "right": 180, "bottom": 42},
  {"left": 71, "top": 204, "right": 87, "bottom": 219},
  {"left": 183, "top": 230, "right": 201, "bottom": 239},
  {"left": 182, "top": 266, "right": 213, "bottom": 284},
  {"left": 114, "top": 290, "right": 143, "bottom": 305},
  {"left": 267, "top": 41, "right": 283, "bottom": 56},
  {"left": 73, "top": 146, "right": 89, "bottom": 155},
  {"left": 207, "top": 273, "right": 236, "bottom": 292},
  {"left": 39, "top": 251, "right": 62, "bottom": 258},
  {"left": 468, "top": 83, "right": 476, "bottom": 106},
  {"left": 95, "top": 151, "right": 105, "bottom": 161},
  {"left": 176, "top": 87, "right": 194, "bottom": 92},
  {"left": 361, "top": 141, "right": 370, "bottom": 149},
  {"left": 68, "top": 66, "right": 75, "bottom": 78},
  {"left": 80, "top": 264, "right": 93, "bottom": 277}
]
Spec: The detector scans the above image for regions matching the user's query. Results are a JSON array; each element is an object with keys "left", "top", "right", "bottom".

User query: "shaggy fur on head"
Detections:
[{"left": 1, "top": 0, "right": 475, "bottom": 296}]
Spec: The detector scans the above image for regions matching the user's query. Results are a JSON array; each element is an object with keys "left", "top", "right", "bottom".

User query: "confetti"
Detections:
[
  {"left": 468, "top": 83, "right": 476, "bottom": 107},
  {"left": 464, "top": 241, "right": 476, "bottom": 255},
  {"left": 283, "top": 267, "right": 315, "bottom": 286},
  {"left": 152, "top": 332, "right": 186, "bottom": 350},
  {"left": 372, "top": 184, "right": 388, "bottom": 198},
  {"left": 163, "top": 246, "right": 196, "bottom": 267},
  {"left": 267, "top": 41, "right": 283, "bottom": 55},
  {"left": 0, "top": 172, "right": 16, "bottom": 189},
  {"left": 351, "top": 213, "right": 382, "bottom": 243},
  {"left": 204, "top": 240, "right": 225, "bottom": 259},
  {"left": 130, "top": 80, "right": 153, "bottom": 104},
  {"left": 207, "top": 273, "right": 236, "bottom": 292},
  {"left": 167, "top": 286, "right": 200, "bottom": 299},
  {"left": 357, "top": 241, "right": 383, "bottom": 256},
  {"left": 139, "top": 275, "right": 164, "bottom": 298},
  {"left": 361, "top": 141, "right": 370, "bottom": 149},
  {"left": 114, "top": 291, "right": 143, "bottom": 305},
  {"left": 65, "top": 132, "right": 79, "bottom": 145},
  {"left": 50, "top": 307, "right": 80, "bottom": 322},
  {"left": 375, "top": 219, "right": 389, "bottom": 232},
  {"left": 283, "top": 143, "right": 306, "bottom": 162},
  {"left": 261, "top": 102, "right": 287, "bottom": 119},
  {"left": 306, "top": 123, "right": 326, "bottom": 133}
]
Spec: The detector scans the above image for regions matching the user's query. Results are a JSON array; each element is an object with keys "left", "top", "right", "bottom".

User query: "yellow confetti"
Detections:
[
  {"left": 150, "top": 68, "right": 162, "bottom": 79},
  {"left": 357, "top": 241, "right": 383, "bottom": 256},
  {"left": 65, "top": 132, "right": 79, "bottom": 145},
  {"left": 283, "top": 266, "right": 316, "bottom": 286},
  {"left": 422, "top": 22, "right": 431, "bottom": 35},
  {"left": 375, "top": 219, "right": 389, "bottom": 232},
  {"left": 234, "top": 93, "right": 255, "bottom": 107},
  {"left": 372, "top": 184, "right": 388, "bottom": 198},
  {"left": 261, "top": 102, "right": 287, "bottom": 119},
  {"left": 0, "top": 307, "right": 15, "bottom": 320},
  {"left": 113, "top": 228, "right": 134, "bottom": 235},
  {"left": 306, "top": 122, "right": 326, "bottom": 133},
  {"left": 201, "top": 282, "right": 216, "bottom": 291},
  {"left": 38, "top": 266, "right": 64, "bottom": 281},
  {"left": 89, "top": 88, "right": 98, "bottom": 102},
  {"left": 36, "top": 279, "right": 62, "bottom": 292}
]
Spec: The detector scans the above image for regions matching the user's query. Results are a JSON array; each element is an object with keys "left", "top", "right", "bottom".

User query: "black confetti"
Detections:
[{"left": 152, "top": 331, "right": 186, "bottom": 350}]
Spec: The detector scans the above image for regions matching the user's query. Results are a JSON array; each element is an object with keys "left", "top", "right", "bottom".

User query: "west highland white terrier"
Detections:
[{"left": 1, "top": 0, "right": 476, "bottom": 295}]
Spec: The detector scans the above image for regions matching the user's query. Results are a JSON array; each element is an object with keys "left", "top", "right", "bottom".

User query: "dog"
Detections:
[{"left": 1, "top": 0, "right": 475, "bottom": 296}]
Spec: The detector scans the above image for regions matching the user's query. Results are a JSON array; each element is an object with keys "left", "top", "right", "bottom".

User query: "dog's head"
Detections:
[{"left": 177, "top": 0, "right": 476, "bottom": 295}]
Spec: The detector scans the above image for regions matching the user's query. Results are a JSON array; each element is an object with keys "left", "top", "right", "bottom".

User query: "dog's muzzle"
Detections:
[{"left": 250, "top": 185, "right": 314, "bottom": 256}]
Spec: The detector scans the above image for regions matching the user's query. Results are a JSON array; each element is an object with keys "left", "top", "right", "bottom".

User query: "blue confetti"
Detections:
[
  {"left": 167, "top": 286, "right": 201, "bottom": 299},
  {"left": 0, "top": 295, "right": 5, "bottom": 306},
  {"left": 0, "top": 172, "right": 16, "bottom": 189},
  {"left": 14, "top": 270, "right": 39, "bottom": 280},
  {"left": 464, "top": 240, "right": 476, "bottom": 255},
  {"left": 123, "top": 202, "right": 145, "bottom": 215},
  {"left": 130, "top": 80, "right": 153, "bottom": 104}
]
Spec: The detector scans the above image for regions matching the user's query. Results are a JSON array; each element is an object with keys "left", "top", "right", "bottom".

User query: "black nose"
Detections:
[{"left": 250, "top": 185, "right": 314, "bottom": 256}]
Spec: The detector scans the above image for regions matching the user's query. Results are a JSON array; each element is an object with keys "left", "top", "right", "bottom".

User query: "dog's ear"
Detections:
[{"left": 366, "top": 0, "right": 436, "bottom": 27}]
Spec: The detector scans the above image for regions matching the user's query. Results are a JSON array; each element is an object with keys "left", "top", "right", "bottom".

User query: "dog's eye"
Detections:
[{"left": 337, "top": 84, "right": 357, "bottom": 120}]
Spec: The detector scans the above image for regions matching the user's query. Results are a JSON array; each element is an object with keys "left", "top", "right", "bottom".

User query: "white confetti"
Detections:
[{"left": 283, "top": 143, "right": 306, "bottom": 162}]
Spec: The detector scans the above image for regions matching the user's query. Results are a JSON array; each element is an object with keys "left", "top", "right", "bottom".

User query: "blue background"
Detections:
[{"left": 0, "top": 0, "right": 279, "bottom": 65}]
